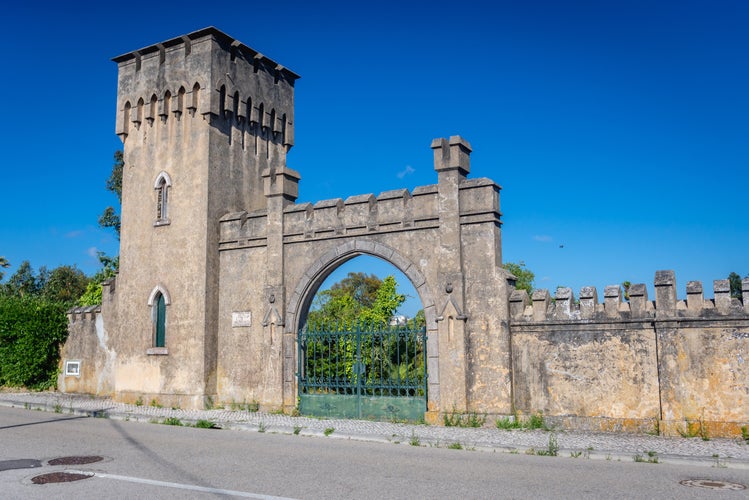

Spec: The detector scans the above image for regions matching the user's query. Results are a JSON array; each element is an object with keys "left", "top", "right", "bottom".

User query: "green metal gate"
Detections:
[{"left": 297, "top": 322, "right": 427, "bottom": 421}]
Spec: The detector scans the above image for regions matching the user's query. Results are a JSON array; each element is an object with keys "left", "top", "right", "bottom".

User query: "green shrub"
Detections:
[
  {"left": 0, "top": 296, "right": 68, "bottom": 389},
  {"left": 194, "top": 420, "right": 218, "bottom": 429}
]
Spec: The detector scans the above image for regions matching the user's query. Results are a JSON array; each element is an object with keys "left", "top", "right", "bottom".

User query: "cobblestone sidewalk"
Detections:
[{"left": 1, "top": 391, "right": 747, "bottom": 469}]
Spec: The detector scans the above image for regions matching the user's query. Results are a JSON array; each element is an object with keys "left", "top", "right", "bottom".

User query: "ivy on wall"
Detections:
[{"left": 0, "top": 296, "right": 68, "bottom": 390}]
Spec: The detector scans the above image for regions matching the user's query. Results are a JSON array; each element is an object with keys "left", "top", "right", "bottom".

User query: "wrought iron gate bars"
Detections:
[{"left": 297, "top": 321, "right": 427, "bottom": 420}]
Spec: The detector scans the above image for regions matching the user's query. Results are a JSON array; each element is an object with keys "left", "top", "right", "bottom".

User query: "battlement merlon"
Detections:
[
  {"left": 510, "top": 270, "right": 749, "bottom": 322},
  {"left": 432, "top": 136, "right": 471, "bottom": 180},
  {"left": 112, "top": 27, "right": 299, "bottom": 139},
  {"left": 112, "top": 27, "right": 300, "bottom": 82}
]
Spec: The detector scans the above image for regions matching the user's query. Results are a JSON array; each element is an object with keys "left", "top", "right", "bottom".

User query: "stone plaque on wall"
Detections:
[{"left": 232, "top": 311, "right": 252, "bottom": 328}]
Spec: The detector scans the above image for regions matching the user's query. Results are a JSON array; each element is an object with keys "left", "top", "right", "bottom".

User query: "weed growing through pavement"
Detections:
[
  {"left": 293, "top": 425, "right": 302, "bottom": 435},
  {"left": 324, "top": 427, "right": 334, "bottom": 436},
  {"left": 162, "top": 417, "right": 183, "bottom": 426},
  {"left": 678, "top": 415, "right": 709, "bottom": 441},
  {"left": 742, "top": 426, "right": 749, "bottom": 444},
  {"left": 633, "top": 451, "right": 658, "bottom": 464},
  {"left": 194, "top": 420, "right": 219, "bottom": 429},
  {"left": 409, "top": 432, "right": 421, "bottom": 447},
  {"left": 495, "top": 412, "right": 547, "bottom": 431},
  {"left": 443, "top": 409, "right": 486, "bottom": 428},
  {"left": 535, "top": 433, "right": 559, "bottom": 456},
  {"left": 53, "top": 403, "right": 62, "bottom": 413},
  {"left": 258, "top": 422, "right": 266, "bottom": 433},
  {"left": 447, "top": 442, "right": 463, "bottom": 450}
]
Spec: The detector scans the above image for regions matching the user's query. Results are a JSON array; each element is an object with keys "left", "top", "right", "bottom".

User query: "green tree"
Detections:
[
  {"left": 98, "top": 150, "right": 123, "bottom": 239},
  {"left": 407, "top": 309, "right": 426, "bottom": 330},
  {"left": 728, "top": 272, "right": 746, "bottom": 300},
  {"left": 503, "top": 261, "right": 535, "bottom": 295},
  {"left": 42, "top": 265, "right": 89, "bottom": 305},
  {"left": 0, "top": 256, "right": 9, "bottom": 282},
  {"left": 359, "top": 275, "right": 406, "bottom": 326},
  {"left": 330, "top": 272, "right": 381, "bottom": 309},
  {"left": 0, "top": 295, "right": 68, "bottom": 389},
  {"left": 77, "top": 253, "right": 119, "bottom": 306},
  {"left": 307, "top": 273, "right": 407, "bottom": 328},
  {"left": 4, "top": 261, "right": 41, "bottom": 298}
]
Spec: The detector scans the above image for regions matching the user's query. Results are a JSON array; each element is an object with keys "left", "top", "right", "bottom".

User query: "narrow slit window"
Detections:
[
  {"left": 153, "top": 172, "right": 172, "bottom": 226},
  {"left": 154, "top": 292, "right": 166, "bottom": 348},
  {"left": 156, "top": 178, "right": 167, "bottom": 219}
]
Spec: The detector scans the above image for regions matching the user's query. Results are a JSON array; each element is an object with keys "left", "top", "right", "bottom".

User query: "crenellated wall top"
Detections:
[
  {"left": 112, "top": 26, "right": 300, "bottom": 81},
  {"left": 509, "top": 270, "right": 749, "bottom": 322}
]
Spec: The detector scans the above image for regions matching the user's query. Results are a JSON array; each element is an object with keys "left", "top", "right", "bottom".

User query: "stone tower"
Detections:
[{"left": 109, "top": 27, "right": 299, "bottom": 407}]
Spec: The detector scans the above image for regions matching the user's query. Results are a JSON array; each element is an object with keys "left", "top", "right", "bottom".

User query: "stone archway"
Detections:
[
  {"left": 285, "top": 239, "right": 437, "bottom": 333},
  {"left": 283, "top": 239, "right": 439, "bottom": 417}
]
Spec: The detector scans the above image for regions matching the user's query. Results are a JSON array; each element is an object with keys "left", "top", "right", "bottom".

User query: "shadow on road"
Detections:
[
  {"left": 0, "top": 415, "right": 90, "bottom": 430},
  {"left": 105, "top": 418, "right": 228, "bottom": 497}
]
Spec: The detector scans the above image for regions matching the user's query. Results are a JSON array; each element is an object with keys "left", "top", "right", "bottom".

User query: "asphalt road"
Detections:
[{"left": 1, "top": 406, "right": 747, "bottom": 499}]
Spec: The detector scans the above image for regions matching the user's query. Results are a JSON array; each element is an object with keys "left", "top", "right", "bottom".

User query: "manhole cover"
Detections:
[
  {"left": 48, "top": 455, "right": 104, "bottom": 466},
  {"left": 31, "top": 472, "right": 93, "bottom": 484},
  {"left": 680, "top": 479, "right": 746, "bottom": 491}
]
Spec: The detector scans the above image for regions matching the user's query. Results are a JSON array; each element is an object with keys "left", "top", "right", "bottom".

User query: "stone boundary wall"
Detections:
[
  {"left": 218, "top": 177, "right": 499, "bottom": 250},
  {"left": 509, "top": 271, "right": 749, "bottom": 436},
  {"left": 59, "top": 306, "right": 113, "bottom": 396}
]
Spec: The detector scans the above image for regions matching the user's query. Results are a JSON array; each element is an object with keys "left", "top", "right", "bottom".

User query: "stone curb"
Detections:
[{"left": 1, "top": 395, "right": 748, "bottom": 470}]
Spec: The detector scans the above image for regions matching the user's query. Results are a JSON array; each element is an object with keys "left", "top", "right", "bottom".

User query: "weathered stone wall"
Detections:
[
  {"left": 509, "top": 272, "right": 749, "bottom": 435},
  {"left": 57, "top": 28, "right": 748, "bottom": 435},
  {"left": 58, "top": 302, "right": 114, "bottom": 396},
  {"left": 215, "top": 137, "right": 511, "bottom": 416}
]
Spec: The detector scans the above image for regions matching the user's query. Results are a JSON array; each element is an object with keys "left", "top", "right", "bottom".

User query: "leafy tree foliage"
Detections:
[
  {"left": 4, "top": 261, "right": 42, "bottom": 298},
  {"left": 77, "top": 253, "right": 119, "bottom": 306},
  {"left": 729, "top": 272, "right": 746, "bottom": 300},
  {"left": 3, "top": 261, "right": 88, "bottom": 306},
  {"left": 42, "top": 265, "right": 88, "bottom": 304},
  {"left": 502, "top": 261, "right": 535, "bottom": 295},
  {"left": 330, "top": 272, "right": 381, "bottom": 309},
  {"left": 0, "top": 295, "right": 68, "bottom": 389},
  {"left": 307, "top": 273, "right": 406, "bottom": 328},
  {"left": 302, "top": 273, "right": 423, "bottom": 396},
  {"left": 98, "top": 150, "right": 123, "bottom": 239},
  {"left": 0, "top": 256, "right": 9, "bottom": 282}
]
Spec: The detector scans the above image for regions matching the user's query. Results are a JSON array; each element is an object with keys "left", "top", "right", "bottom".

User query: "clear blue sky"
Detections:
[{"left": 1, "top": 1, "right": 746, "bottom": 315}]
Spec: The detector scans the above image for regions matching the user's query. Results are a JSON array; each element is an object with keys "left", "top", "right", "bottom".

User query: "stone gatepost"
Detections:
[
  {"left": 432, "top": 136, "right": 471, "bottom": 413},
  {"left": 262, "top": 166, "right": 300, "bottom": 410}
]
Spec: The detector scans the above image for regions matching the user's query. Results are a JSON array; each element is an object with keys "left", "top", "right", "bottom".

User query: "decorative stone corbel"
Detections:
[
  {"left": 261, "top": 293, "right": 285, "bottom": 327},
  {"left": 435, "top": 282, "right": 467, "bottom": 322}
]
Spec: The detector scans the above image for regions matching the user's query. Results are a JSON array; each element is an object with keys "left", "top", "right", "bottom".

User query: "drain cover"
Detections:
[
  {"left": 48, "top": 456, "right": 104, "bottom": 466},
  {"left": 680, "top": 479, "right": 746, "bottom": 491},
  {"left": 31, "top": 472, "right": 93, "bottom": 484}
]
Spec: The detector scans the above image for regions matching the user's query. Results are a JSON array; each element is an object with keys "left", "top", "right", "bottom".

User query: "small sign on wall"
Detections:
[
  {"left": 232, "top": 311, "right": 252, "bottom": 328},
  {"left": 65, "top": 360, "right": 81, "bottom": 377}
]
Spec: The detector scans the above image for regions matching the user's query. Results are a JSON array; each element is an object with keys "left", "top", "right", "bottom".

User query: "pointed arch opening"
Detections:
[
  {"left": 176, "top": 86, "right": 185, "bottom": 118},
  {"left": 147, "top": 285, "right": 171, "bottom": 353},
  {"left": 189, "top": 82, "right": 200, "bottom": 115},
  {"left": 154, "top": 171, "right": 172, "bottom": 226},
  {"left": 291, "top": 244, "right": 434, "bottom": 421}
]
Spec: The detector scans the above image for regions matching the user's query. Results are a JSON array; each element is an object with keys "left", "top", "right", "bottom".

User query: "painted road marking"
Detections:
[{"left": 67, "top": 470, "right": 297, "bottom": 499}]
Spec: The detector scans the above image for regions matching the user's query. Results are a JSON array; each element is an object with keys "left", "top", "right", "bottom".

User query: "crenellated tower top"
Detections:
[{"left": 113, "top": 26, "right": 299, "bottom": 154}]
